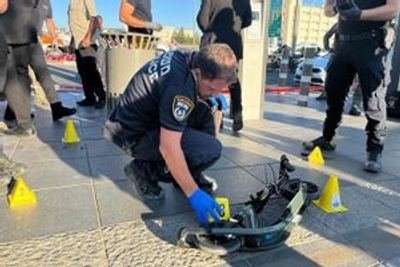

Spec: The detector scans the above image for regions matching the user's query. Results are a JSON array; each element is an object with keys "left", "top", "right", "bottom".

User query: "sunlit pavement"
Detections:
[{"left": 0, "top": 63, "right": 399, "bottom": 266}]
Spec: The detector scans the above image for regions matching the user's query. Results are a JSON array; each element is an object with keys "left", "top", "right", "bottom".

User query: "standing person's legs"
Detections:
[
  {"left": 75, "top": 48, "right": 96, "bottom": 105},
  {"left": 303, "top": 46, "right": 356, "bottom": 150},
  {"left": 228, "top": 59, "right": 243, "bottom": 132},
  {"left": 356, "top": 40, "right": 389, "bottom": 173},
  {"left": 4, "top": 45, "right": 34, "bottom": 135},
  {"left": 76, "top": 46, "right": 105, "bottom": 107},
  {"left": 29, "top": 43, "right": 77, "bottom": 121},
  {"left": 29, "top": 43, "right": 59, "bottom": 103},
  {"left": 349, "top": 75, "right": 363, "bottom": 116},
  {"left": 228, "top": 80, "right": 243, "bottom": 131}
]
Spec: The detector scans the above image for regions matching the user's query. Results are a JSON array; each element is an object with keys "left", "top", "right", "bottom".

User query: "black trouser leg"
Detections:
[
  {"left": 4, "top": 45, "right": 32, "bottom": 128},
  {"left": 75, "top": 49, "right": 94, "bottom": 102},
  {"left": 0, "top": 34, "right": 7, "bottom": 92},
  {"left": 322, "top": 48, "right": 356, "bottom": 141},
  {"left": 75, "top": 47, "right": 105, "bottom": 101},
  {"left": 30, "top": 43, "right": 59, "bottom": 103},
  {"left": 131, "top": 127, "right": 222, "bottom": 172},
  {"left": 355, "top": 43, "right": 389, "bottom": 153},
  {"left": 228, "top": 80, "right": 242, "bottom": 119}
]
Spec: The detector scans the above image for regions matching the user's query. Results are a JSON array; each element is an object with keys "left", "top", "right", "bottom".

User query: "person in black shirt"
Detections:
[
  {"left": 119, "top": 0, "right": 162, "bottom": 35},
  {"left": 0, "top": 0, "right": 39, "bottom": 135},
  {"left": 303, "top": 0, "right": 399, "bottom": 173},
  {"left": 0, "top": 0, "right": 7, "bottom": 92},
  {"left": 104, "top": 44, "right": 238, "bottom": 225},
  {"left": 0, "top": 0, "right": 28, "bottom": 197},
  {"left": 197, "top": 0, "right": 252, "bottom": 132}
]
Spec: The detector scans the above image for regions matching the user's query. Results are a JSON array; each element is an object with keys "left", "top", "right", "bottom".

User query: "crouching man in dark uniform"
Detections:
[
  {"left": 104, "top": 44, "right": 238, "bottom": 225},
  {"left": 303, "top": 0, "right": 399, "bottom": 173}
]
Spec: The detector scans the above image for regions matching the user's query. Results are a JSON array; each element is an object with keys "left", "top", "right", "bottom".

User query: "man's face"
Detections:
[{"left": 195, "top": 70, "right": 231, "bottom": 100}]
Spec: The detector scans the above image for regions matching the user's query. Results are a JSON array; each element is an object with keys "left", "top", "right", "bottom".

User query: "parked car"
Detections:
[{"left": 293, "top": 53, "right": 331, "bottom": 86}]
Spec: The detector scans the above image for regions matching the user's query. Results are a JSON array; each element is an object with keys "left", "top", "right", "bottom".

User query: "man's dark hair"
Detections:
[{"left": 193, "top": 44, "right": 238, "bottom": 83}]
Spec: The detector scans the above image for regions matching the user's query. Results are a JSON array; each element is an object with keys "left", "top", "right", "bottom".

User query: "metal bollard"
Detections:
[
  {"left": 297, "top": 47, "right": 315, "bottom": 107},
  {"left": 278, "top": 47, "right": 290, "bottom": 86}
]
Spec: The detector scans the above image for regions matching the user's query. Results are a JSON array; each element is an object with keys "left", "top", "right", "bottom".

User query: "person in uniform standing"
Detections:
[
  {"left": 104, "top": 44, "right": 238, "bottom": 225},
  {"left": 303, "top": 0, "right": 400, "bottom": 173},
  {"left": 197, "top": 0, "right": 252, "bottom": 132}
]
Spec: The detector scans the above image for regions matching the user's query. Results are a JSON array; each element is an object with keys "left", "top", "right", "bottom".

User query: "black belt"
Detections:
[{"left": 337, "top": 28, "right": 386, "bottom": 42}]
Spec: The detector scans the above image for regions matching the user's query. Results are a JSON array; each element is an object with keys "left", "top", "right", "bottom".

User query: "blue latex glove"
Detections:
[
  {"left": 216, "top": 94, "right": 228, "bottom": 111},
  {"left": 208, "top": 94, "right": 228, "bottom": 111},
  {"left": 189, "top": 189, "right": 222, "bottom": 225},
  {"left": 207, "top": 97, "right": 219, "bottom": 109}
]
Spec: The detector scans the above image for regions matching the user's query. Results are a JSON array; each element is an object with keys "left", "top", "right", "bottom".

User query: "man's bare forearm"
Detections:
[
  {"left": 119, "top": 1, "right": 146, "bottom": 28},
  {"left": 0, "top": 0, "right": 8, "bottom": 13},
  {"left": 160, "top": 128, "right": 198, "bottom": 197},
  {"left": 361, "top": 1, "right": 400, "bottom": 21},
  {"left": 82, "top": 17, "right": 96, "bottom": 43}
]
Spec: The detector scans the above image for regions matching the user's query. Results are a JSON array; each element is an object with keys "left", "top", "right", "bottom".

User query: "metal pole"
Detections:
[
  {"left": 297, "top": 47, "right": 314, "bottom": 107},
  {"left": 278, "top": 47, "right": 290, "bottom": 86}
]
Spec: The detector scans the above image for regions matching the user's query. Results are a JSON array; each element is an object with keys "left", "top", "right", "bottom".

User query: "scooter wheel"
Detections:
[
  {"left": 280, "top": 179, "right": 320, "bottom": 201},
  {"left": 193, "top": 233, "right": 242, "bottom": 256}
]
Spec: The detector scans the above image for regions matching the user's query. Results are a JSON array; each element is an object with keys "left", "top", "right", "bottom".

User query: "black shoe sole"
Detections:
[
  {"left": 52, "top": 109, "right": 77, "bottom": 121},
  {"left": 124, "top": 164, "right": 165, "bottom": 201}
]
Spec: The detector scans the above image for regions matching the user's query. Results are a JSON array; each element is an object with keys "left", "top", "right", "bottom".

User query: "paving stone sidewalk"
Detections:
[{"left": 0, "top": 91, "right": 399, "bottom": 267}]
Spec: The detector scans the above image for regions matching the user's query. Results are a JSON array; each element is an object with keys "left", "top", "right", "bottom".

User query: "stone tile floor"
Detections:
[{"left": 0, "top": 91, "right": 399, "bottom": 266}]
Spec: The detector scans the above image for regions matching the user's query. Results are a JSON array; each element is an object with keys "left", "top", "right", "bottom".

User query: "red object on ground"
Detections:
[
  {"left": 220, "top": 85, "right": 323, "bottom": 95},
  {"left": 265, "top": 86, "right": 323, "bottom": 93}
]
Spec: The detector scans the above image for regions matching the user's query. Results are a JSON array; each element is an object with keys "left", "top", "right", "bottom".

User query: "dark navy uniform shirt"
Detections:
[
  {"left": 105, "top": 50, "right": 197, "bottom": 148},
  {"left": 338, "top": 0, "right": 387, "bottom": 34}
]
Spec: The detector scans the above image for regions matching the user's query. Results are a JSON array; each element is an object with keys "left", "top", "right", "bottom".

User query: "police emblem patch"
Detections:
[{"left": 172, "top": 96, "right": 194, "bottom": 122}]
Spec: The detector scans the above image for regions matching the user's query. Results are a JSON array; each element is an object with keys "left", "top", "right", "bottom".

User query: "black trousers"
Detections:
[
  {"left": 228, "top": 79, "right": 242, "bottom": 119},
  {"left": 75, "top": 46, "right": 105, "bottom": 102},
  {"left": 104, "top": 100, "right": 221, "bottom": 180},
  {"left": 323, "top": 36, "right": 390, "bottom": 153},
  {"left": 4, "top": 44, "right": 32, "bottom": 128},
  {"left": 0, "top": 33, "right": 7, "bottom": 92}
]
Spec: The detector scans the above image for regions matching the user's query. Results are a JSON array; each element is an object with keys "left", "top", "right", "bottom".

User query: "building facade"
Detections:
[{"left": 281, "top": 0, "right": 337, "bottom": 49}]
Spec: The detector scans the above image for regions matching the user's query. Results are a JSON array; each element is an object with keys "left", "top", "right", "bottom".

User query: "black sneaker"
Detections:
[
  {"left": 303, "top": 136, "right": 336, "bottom": 151},
  {"left": 3, "top": 125, "right": 35, "bottom": 136},
  {"left": 124, "top": 161, "right": 165, "bottom": 200},
  {"left": 349, "top": 106, "right": 362, "bottom": 116},
  {"left": 232, "top": 116, "right": 243, "bottom": 132},
  {"left": 51, "top": 102, "right": 77, "bottom": 121},
  {"left": 94, "top": 99, "right": 106, "bottom": 109},
  {"left": 77, "top": 99, "right": 95, "bottom": 107},
  {"left": 364, "top": 152, "right": 382, "bottom": 173}
]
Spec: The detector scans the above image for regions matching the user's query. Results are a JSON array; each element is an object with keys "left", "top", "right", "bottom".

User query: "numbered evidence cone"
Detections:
[
  {"left": 313, "top": 175, "right": 348, "bottom": 213},
  {"left": 8, "top": 177, "right": 37, "bottom": 208},
  {"left": 308, "top": 146, "right": 325, "bottom": 166},
  {"left": 62, "top": 119, "right": 80, "bottom": 144},
  {"left": 208, "top": 197, "right": 231, "bottom": 223}
]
